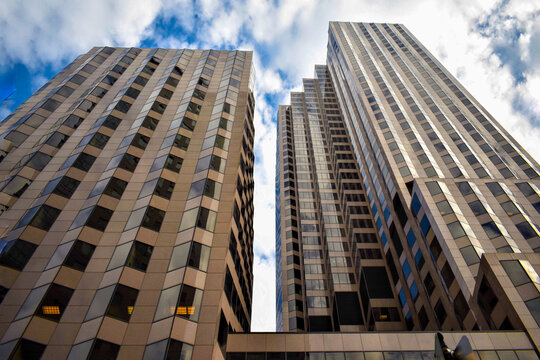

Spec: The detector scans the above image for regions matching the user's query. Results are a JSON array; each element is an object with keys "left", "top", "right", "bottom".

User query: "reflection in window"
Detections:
[
  {"left": 103, "top": 177, "right": 128, "bottom": 199},
  {"left": 2, "top": 176, "right": 31, "bottom": 198},
  {"left": 126, "top": 241, "right": 153, "bottom": 272},
  {"left": 119, "top": 153, "right": 140, "bottom": 172},
  {"left": 166, "top": 154, "right": 183, "bottom": 173},
  {"left": 30, "top": 205, "right": 61, "bottom": 231},
  {"left": 73, "top": 152, "right": 96, "bottom": 172},
  {"left": 53, "top": 176, "right": 80, "bottom": 198},
  {"left": 86, "top": 206, "right": 114, "bottom": 231}
]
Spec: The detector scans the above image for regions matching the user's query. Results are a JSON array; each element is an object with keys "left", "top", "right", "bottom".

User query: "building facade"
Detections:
[
  {"left": 0, "top": 47, "right": 255, "bottom": 359},
  {"left": 275, "top": 21, "right": 540, "bottom": 354}
]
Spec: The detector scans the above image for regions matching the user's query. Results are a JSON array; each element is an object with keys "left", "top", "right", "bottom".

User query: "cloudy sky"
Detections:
[{"left": 1, "top": 0, "right": 539, "bottom": 331}]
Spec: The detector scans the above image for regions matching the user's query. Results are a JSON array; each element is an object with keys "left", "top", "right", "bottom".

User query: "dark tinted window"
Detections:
[
  {"left": 30, "top": 205, "right": 61, "bottom": 231},
  {"left": 103, "top": 177, "right": 128, "bottom": 199},
  {"left": 9, "top": 339, "right": 46, "bottom": 360},
  {"left": 115, "top": 100, "right": 131, "bottom": 113},
  {"left": 53, "top": 176, "right": 80, "bottom": 198},
  {"left": 103, "top": 115, "right": 122, "bottom": 130},
  {"left": 106, "top": 284, "right": 138, "bottom": 322},
  {"left": 177, "top": 285, "right": 203, "bottom": 321},
  {"left": 0, "top": 239, "right": 37, "bottom": 270},
  {"left": 119, "top": 153, "right": 139, "bottom": 172},
  {"left": 25, "top": 152, "right": 52, "bottom": 170},
  {"left": 132, "top": 133, "right": 150, "bottom": 150},
  {"left": 125, "top": 87, "right": 140, "bottom": 99},
  {"left": 56, "top": 85, "right": 75, "bottom": 97},
  {"left": 63, "top": 114, "right": 84, "bottom": 129},
  {"left": 142, "top": 116, "right": 159, "bottom": 130},
  {"left": 154, "top": 178, "right": 175, "bottom": 199},
  {"left": 86, "top": 206, "right": 113, "bottom": 231},
  {"left": 64, "top": 240, "right": 95, "bottom": 271},
  {"left": 1, "top": 176, "right": 31, "bottom": 198},
  {"left": 151, "top": 101, "right": 166, "bottom": 114},
  {"left": 90, "top": 86, "right": 107, "bottom": 98},
  {"left": 486, "top": 182, "right": 505, "bottom": 196},
  {"left": 173, "top": 134, "right": 190, "bottom": 150},
  {"left": 89, "top": 133, "right": 110, "bottom": 149},
  {"left": 73, "top": 152, "right": 96, "bottom": 171},
  {"left": 180, "top": 116, "right": 196, "bottom": 131},
  {"left": 188, "top": 242, "right": 210, "bottom": 272},
  {"left": 41, "top": 98, "right": 61, "bottom": 112},
  {"left": 36, "top": 283, "right": 74, "bottom": 321},
  {"left": 126, "top": 241, "right": 153, "bottom": 272},
  {"left": 88, "top": 339, "right": 119, "bottom": 360},
  {"left": 24, "top": 113, "right": 46, "bottom": 128},
  {"left": 5, "top": 131, "right": 28, "bottom": 146},
  {"left": 165, "top": 154, "right": 183, "bottom": 173},
  {"left": 45, "top": 131, "right": 69, "bottom": 148},
  {"left": 70, "top": 74, "right": 86, "bottom": 85},
  {"left": 142, "top": 206, "right": 165, "bottom": 232}
]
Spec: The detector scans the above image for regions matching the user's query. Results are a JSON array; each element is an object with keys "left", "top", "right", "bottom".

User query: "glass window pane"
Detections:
[
  {"left": 46, "top": 241, "right": 74, "bottom": 270},
  {"left": 126, "top": 241, "right": 153, "bottom": 272},
  {"left": 154, "top": 178, "right": 175, "bottom": 199},
  {"left": 107, "top": 242, "right": 132, "bottom": 271},
  {"left": 37, "top": 283, "right": 74, "bottom": 321},
  {"left": 188, "top": 242, "right": 210, "bottom": 272},
  {"left": 85, "top": 285, "right": 115, "bottom": 321},
  {"left": 197, "top": 207, "right": 216, "bottom": 232},
  {"left": 15, "top": 285, "right": 48, "bottom": 320},
  {"left": 30, "top": 205, "right": 61, "bottom": 231},
  {"left": 53, "top": 176, "right": 80, "bottom": 198},
  {"left": 142, "top": 206, "right": 165, "bottom": 232},
  {"left": 106, "top": 284, "right": 138, "bottom": 322},
  {"left": 64, "top": 240, "right": 95, "bottom": 271},
  {"left": 2, "top": 176, "right": 31, "bottom": 198},
  {"left": 177, "top": 285, "right": 202, "bottom": 321},
  {"left": 103, "top": 177, "right": 128, "bottom": 199},
  {"left": 154, "top": 285, "right": 181, "bottom": 321},
  {"left": 179, "top": 208, "right": 198, "bottom": 232},
  {"left": 188, "top": 179, "right": 206, "bottom": 199},
  {"left": 86, "top": 206, "right": 113, "bottom": 231},
  {"left": 125, "top": 207, "right": 146, "bottom": 231},
  {"left": 168, "top": 242, "right": 191, "bottom": 271}
]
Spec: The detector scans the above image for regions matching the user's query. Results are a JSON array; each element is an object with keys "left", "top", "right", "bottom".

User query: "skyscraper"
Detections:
[
  {"left": 272, "top": 21, "right": 540, "bottom": 355},
  {"left": 0, "top": 47, "right": 255, "bottom": 359}
]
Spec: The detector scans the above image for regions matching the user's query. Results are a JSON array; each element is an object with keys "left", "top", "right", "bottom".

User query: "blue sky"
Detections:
[{"left": 1, "top": 0, "right": 539, "bottom": 331}]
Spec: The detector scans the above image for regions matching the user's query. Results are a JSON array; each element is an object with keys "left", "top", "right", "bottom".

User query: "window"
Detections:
[
  {"left": 73, "top": 152, "right": 96, "bottom": 171},
  {"left": 151, "top": 101, "right": 166, "bottom": 114},
  {"left": 154, "top": 178, "right": 175, "bottom": 199},
  {"left": 142, "top": 116, "right": 159, "bottom": 130},
  {"left": 165, "top": 154, "right": 183, "bottom": 173},
  {"left": 41, "top": 98, "right": 61, "bottom": 112},
  {"left": 25, "top": 113, "right": 46, "bottom": 128},
  {"left": 88, "top": 339, "right": 120, "bottom": 360},
  {"left": 142, "top": 206, "right": 165, "bottom": 232},
  {"left": 525, "top": 297, "right": 540, "bottom": 327},
  {"left": 173, "top": 134, "right": 190, "bottom": 150},
  {"left": 210, "top": 155, "right": 226, "bottom": 173},
  {"left": 103, "top": 115, "right": 122, "bottom": 130},
  {"left": 501, "top": 260, "right": 530, "bottom": 286},
  {"left": 500, "top": 201, "right": 519, "bottom": 216},
  {"left": 460, "top": 246, "right": 480, "bottom": 265},
  {"left": 51, "top": 176, "right": 81, "bottom": 198},
  {"left": 193, "top": 89, "right": 206, "bottom": 100},
  {"left": 125, "top": 241, "right": 153, "bottom": 272},
  {"left": 180, "top": 116, "right": 196, "bottom": 131},
  {"left": 103, "top": 177, "right": 128, "bottom": 199},
  {"left": 177, "top": 285, "right": 203, "bottom": 321},
  {"left": 486, "top": 182, "right": 505, "bottom": 196},
  {"left": 516, "top": 222, "right": 537, "bottom": 239},
  {"left": 0, "top": 239, "right": 37, "bottom": 270},
  {"left": 143, "top": 340, "right": 193, "bottom": 360},
  {"left": 119, "top": 153, "right": 140, "bottom": 172},
  {"left": 468, "top": 200, "right": 487, "bottom": 216},
  {"left": 434, "top": 300, "right": 447, "bottom": 324},
  {"left": 132, "top": 133, "right": 150, "bottom": 150},
  {"left": 154, "top": 285, "right": 181, "bottom": 321},
  {"left": 64, "top": 114, "right": 84, "bottom": 129},
  {"left": 45, "top": 131, "right": 68, "bottom": 148},
  {"left": 70, "top": 73, "right": 86, "bottom": 85},
  {"left": 214, "top": 135, "right": 230, "bottom": 151},
  {"left": 89, "top": 133, "right": 110, "bottom": 149},
  {"left": 188, "top": 242, "right": 210, "bottom": 272},
  {"left": 457, "top": 182, "right": 473, "bottom": 196},
  {"left": 78, "top": 99, "right": 96, "bottom": 112},
  {"left": 9, "top": 339, "right": 46, "bottom": 360},
  {"left": 85, "top": 285, "right": 115, "bottom": 321},
  {"left": 436, "top": 200, "right": 453, "bottom": 215},
  {"left": 25, "top": 152, "right": 52, "bottom": 170},
  {"left": 168, "top": 243, "right": 191, "bottom": 271},
  {"left": 482, "top": 221, "right": 503, "bottom": 239},
  {"left": 64, "top": 241, "right": 95, "bottom": 271},
  {"left": 307, "top": 296, "right": 329, "bottom": 308},
  {"left": 36, "top": 283, "right": 74, "bottom": 321},
  {"left": 516, "top": 182, "right": 536, "bottom": 197},
  {"left": 159, "top": 88, "right": 173, "bottom": 100},
  {"left": 197, "top": 207, "right": 217, "bottom": 232},
  {"left": 187, "top": 101, "right": 201, "bottom": 115},
  {"left": 57, "top": 85, "right": 75, "bottom": 97},
  {"left": 86, "top": 206, "right": 114, "bottom": 231},
  {"left": 115, "top": 100, "right": 132, "bottom": 113},
  {"left": 29, "top": 205, "right": 61, "bottom": 231},
  {"left": 106, "top": 284, "right": 138, "bottom": 322},
  {"left": 90, "top": 86, "right": 106, "bottom": 98},
  {"left": 1, "top": 176, "right": 31, "bottom": 198},
  {"left": 125, "top": 87, "right": 140, "bottom": 99},
  {"left": 448, "top": 221, "right": 466, "bottom": 239}
]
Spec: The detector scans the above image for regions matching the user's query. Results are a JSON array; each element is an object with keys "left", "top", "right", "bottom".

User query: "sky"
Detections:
[{"left": 1, "top": 0, "right": 539, "bottom": 332}]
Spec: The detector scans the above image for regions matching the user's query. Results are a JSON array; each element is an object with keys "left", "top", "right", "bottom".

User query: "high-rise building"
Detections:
[
  {"left": 0, "top": 47, "right": 255, "bottom": 359},
  {"left": 271, "top": 22, "right": 540, "bottom": 356}
]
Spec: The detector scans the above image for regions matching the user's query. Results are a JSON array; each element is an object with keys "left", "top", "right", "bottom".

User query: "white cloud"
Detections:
[{"left": 0, "top": 0, "right": 162, "bottom": 69}]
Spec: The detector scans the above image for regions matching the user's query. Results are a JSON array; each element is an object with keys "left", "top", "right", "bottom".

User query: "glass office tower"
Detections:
[
  {"left": 272, "top": 22, "right": 540, "bottom": 356},
  {"left": 0, "top": 47, "right": 255, "bottom": 359}
]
